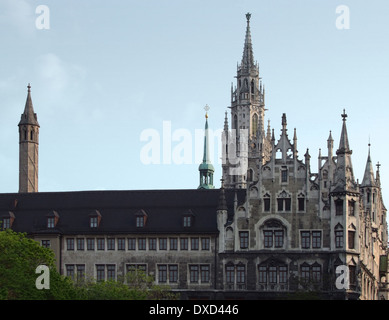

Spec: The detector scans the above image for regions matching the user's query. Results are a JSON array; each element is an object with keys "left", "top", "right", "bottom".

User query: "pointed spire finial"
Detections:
[
  {"left": 204, "top": 104, "right": 210, "bottom": 119},
  {"left": 246, "top": 12, "right": 251, "bottom": 22},
  {"left": 377, "top": 161, "right": 381, "bottom": 172},
  {"left": 27, "top": 83, "right": 31, "bottom": 92}
]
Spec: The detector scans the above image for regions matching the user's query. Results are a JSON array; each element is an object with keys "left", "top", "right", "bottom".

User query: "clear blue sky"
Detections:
[{"left": 0, "top": 0, "right": 388, "bottom": 210}]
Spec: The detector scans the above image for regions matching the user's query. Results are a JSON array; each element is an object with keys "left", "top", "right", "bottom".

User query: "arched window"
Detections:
[
  {"left": 251, "top": 80, "right": 255, "bottom": 94},
  {"left": 261, "top": 219, "right": 286, "bottom": 249},
  {"left": 252, "top": 113, "right": 258, "bottom": 136}
]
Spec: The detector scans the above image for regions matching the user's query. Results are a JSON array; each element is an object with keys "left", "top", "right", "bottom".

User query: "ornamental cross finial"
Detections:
[
  {"left": 341, "top": 109, "right": 347, "bottom": 121},
  {"left": 246, "top": 12, "right": 251, "bottom": 22}
]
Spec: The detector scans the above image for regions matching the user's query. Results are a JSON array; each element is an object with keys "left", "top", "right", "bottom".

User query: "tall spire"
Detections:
[
  {"left": 333, "top": 109, "right": 356, "bottom": 192},
  {"left": 198, "top": 105, "right": 215, "bottom": 189},
  {"left": 18, "top": 84, "right": 39, "bottom": 193},
  {"left": 361, "top": 143, "right": 376, "bottom": 187},
  {"left": 241, "top": 12, "right": 255, "bottom": 71},
  {"left": 337, "top": 109, "right": 350, "bottom": 154},
  {"left": 19, "top": 83, "right": 39, "bottom": 127}
]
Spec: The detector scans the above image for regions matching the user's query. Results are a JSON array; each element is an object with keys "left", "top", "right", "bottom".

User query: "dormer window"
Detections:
[
  {"left": 1, "top": 212, "right": 15, "bottom": 230},
  {"left": 182, "top": 209, "right": 195, "bottom": 228},
  {"left": 89, "top": 210, "right": 102, "bottom": 228},
  {"left": 46, "top": 211, "right": 59, "bottom": 229},
  {"left": 135, "top": 210, "right": 148, "bottom": 228},
  {"left": 183, "top": 216, "right": 192, "bottom": 227}
]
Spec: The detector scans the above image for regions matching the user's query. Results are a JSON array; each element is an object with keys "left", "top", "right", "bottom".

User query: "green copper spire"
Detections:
[{"left": 198, "top": 105, "right": 215, "bottom": 189}]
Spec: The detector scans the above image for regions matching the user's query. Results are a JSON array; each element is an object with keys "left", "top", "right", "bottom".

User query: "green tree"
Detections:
[{"left": 0, "top": 229, "right": 77, "bottom": 300}]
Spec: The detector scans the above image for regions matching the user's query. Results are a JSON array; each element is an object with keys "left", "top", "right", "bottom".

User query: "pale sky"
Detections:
[{"left": 0, "top": 0, "right": 388, "bottom": 213}]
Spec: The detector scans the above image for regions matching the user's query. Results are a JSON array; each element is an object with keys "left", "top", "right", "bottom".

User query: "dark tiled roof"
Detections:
[{"left": 0, "top": 189, "right": 246, "bottom": 235}]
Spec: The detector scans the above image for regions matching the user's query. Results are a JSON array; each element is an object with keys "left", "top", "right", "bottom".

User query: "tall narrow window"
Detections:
[
  {"left": 269, "top": 266, "right": 277, "bottom": 284},
  {"left": 274, "top": 230, "right": 284, "bottom": 248},
  {"left": 335, "top": 225, "right": 344, "bottom": 248},
  {"left": 312, "top": 264, "right": 321, "bottom": 283},
  {"left": 96, "top": 265, "right": 105, "bottom": 282},
  {"left": 201, "top": 265, "right": 210, "bottom": 283},
  {"left": 158, "top": 265, "right": 167, "bottom": 283},
  {"left": 264, "top": 231, "right": 273, "bottom": 248},
  {"left": 252, "top": 113, "right": 258, "bottom": 136},
  {"left": 234, "top": 114, "right": 238, "bottom": 130},
  {"left": 226, "top": 265, "right": 235, "bottom": 284},
  {"left": 190, "top": 265, "right": 199, "bottom": 283},
  {"left": 264, "top": 194, "right": 271, "bottom": 212},
  {"left": 312, "top": 231, "right": 322, "bottom": 249},
  {"left": 251, "top": 79, "right": 255, "bottom": 94},
  {"left": 301, "top": 231, "right": 310, "bottom": 249},
  {"left": 348, "top": 231, "right": 355, "bottom": 249},
  {"left": 169, "top": 265, "right": 178, "bottom": 283},
  {"left": 301, "top": 264, "right": 310, "bottom": 283},
  {"left": 348, "top": 200, "right": 355, "bottom": 216},
  {"left": 281, "top": 169, "right": 288, "bottom": 183},
  {"left": 298, "top": 194, "right": 305, "bottom": 211},
  {"left": 239, "top": 231, "right": 249, "bottom": 249},
  {"left": 335, "top": 199, "right": 343, "bottom": 216},
  {"left": 259, "top": 266, "right": 267, "bottom": 284},
  {"left": 236, "top": 265, "right": 245, "bottom": 284},
  {"left": 107, "top": 265, "right": 116, "bottom": 281}
]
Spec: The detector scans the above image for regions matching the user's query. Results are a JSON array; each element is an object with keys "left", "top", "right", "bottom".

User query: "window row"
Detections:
[
  {"left": 65, "top": 263, "right": 211, "bottom": 284},
  {"left": 225, "top": 262, "right": 323, "bottom": 286},
  {"left": 24, "top": 209, "right": 197, "bottom": 230},
  {"left": 262, "top": 192, "right": 305, "bottom": 212},
  {"left": 62, "top": 237, "right": 211, "bottom": 251},
  {"left": 238, "top": 230, "right": 323, "bottom": 249}
]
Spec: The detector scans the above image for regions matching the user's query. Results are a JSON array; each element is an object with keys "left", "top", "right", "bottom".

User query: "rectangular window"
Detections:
[
  {"left": 170, "top": 238, "right": 178, "bottom": 250},
  {"left": 180, "top": 238, "right": 188, "bottom": 250},
  {"left": 259, "top": 266, "right": 267, "bottom": 284},
  {"left": 77, "top": 238, "right": 85, "bottom": 251},
  {"left": 190, "top": 265, "right": 199, "bottom": 283},
  {"left": 274, "top": 230, "right": 284, "bottom": 248},
  {"left": 312, "top": 231, "right": 322, "bottom": 249},
  {"left": 236, "top": 265, "right": 245, "bottom": 284},
  {"left": 191, "top": 238, "right": 199, "bottom": 250},
  {"left": 335, "top": 200, "right": 343, "bottom": 216},
  {"left": 312, "top": 265, "right": 321, "bottom": 283},
  {"left": 277, "top": 198, "right": 284, "bottom": 211},
  {"left": 298, "top": 197, "right": 305, "bottom": 211},
  {"left": 349, "top": 266, "right": 356, "bottom": 286},
  {"left": 169, "top": 265, "right": 178, "bottom": 283},
  {"left": 107, "top": 265, "right": 116, "bottom": 281},
  {"left": 285, "top": 198, "right": 291, "bottom": 211},
  {"left": 239, "top": 231, "right": 249, "bottom": 249},
  {"left": 2, "top": 218, "right": 10, "bottom": 230},
  {"left": 226, "top": 265, "right": 235, "bottom": 284},
  {"left": 66, "top": 265, "right": 74, "bottom": 279},
  {"left": 136, "top": 216, "right": 144, "bottom": 228},
  {"left": 87, "top": 238, "right": 95, "bottom": 251},
  {"left": 348, "top": 231, "right": 355, "bottom": 249},
  {"left": 281, "top": 169, "right": 288, "bottom": 182},
  {"left": 159, "top": 238, "right": 167, "bottom": 250},
  {"left": 118, "top": 238, "right": 125, "bottom": 251},
  {"left": 301, "top": 231, "right": 310, "bottom": 249},
  {"left": 128, "top": 238, "right": 136, "bottom": 250},
  {"left": 66, "top": 238, "right": 74, "bottom": 251},
  {"left": 301, "top": 265, "right": 310, "bottom": 283},
  {"left": 149, "top": 238, "right": 157, "bottom": 250},
  {"left": 264, "top": 198, "right": 271, "bottom": 212},
  {"left": 158, "top": 265, "right": 167, "bottom": 283},
  {"left": 335, "top": 230, "right": 343, "bottom": 248},
  {"left": 97, "top": 238, "right": 105, "bottom": 251},
  {"left": 269, "top": 266, "right": 277, "bottom": 284},
  {"left": 96, "top": 265, "right": 105, "bottom": 282},
  {"left": 41, "top": 240, "right": 50, "bottom": 248},
  {"left": 183, "top": 216, "right": 192, "bottom": 227},
  {"left": 107, "top": 238, "right": 115, "bottom": 250},
  {"left": 90, "top": 216, "right": 98, "bottom": 228},
  {"left": 201, "top": 238, "right": 210, "bottom": 250},
  {"left": 76, "top": 265, "right": 85, "bottom": 282},
  {"left": 47, "top": 217, "right": 55, "bottom": 228},
  {"left": 200, "top": 265, "right": 210, "bottom": 283},
  {"left": 348, "top": 200, "right": 355, "bottom": 216},
  {"left": 279, "top": 266, "right": 287, "bottom": 283},
  {"left": 138, "top": 238, "right": 146, "bottom": 250},
  {"left": 264, "top": 231, "right": 273, "bottom": 248}
]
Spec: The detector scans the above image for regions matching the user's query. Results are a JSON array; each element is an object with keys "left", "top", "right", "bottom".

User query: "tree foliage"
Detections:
[{"left": 0, "top": 229, "right": 178, "bottom": 300}]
